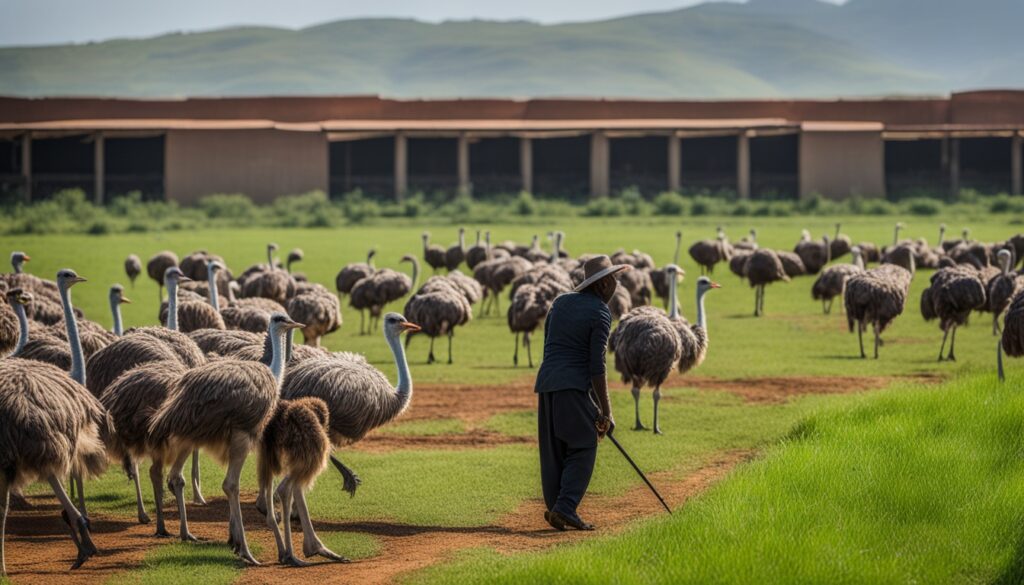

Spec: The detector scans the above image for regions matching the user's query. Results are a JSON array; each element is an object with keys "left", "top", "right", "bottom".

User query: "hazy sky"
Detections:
[{"left": 0, "top": 0, "right": 835, "bottom": 47}]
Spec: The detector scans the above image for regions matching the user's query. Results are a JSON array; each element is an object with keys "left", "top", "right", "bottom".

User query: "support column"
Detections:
[
  {"left": 21, "top": 132, "right": 32, "bottom": 203},
  {"left": 668, "top": 134, "right": 681, "bottom": 192},
  {"left": 737, "top": 132, "right": 751, "bottom": 200},
  {"left": 457, "top": 133, "right": 470, "bottom": 197},
  {"left": 590, "top": 132, "right": 609, "bottom": 198},
  {"left": 1012, "top": 134, "right": 1022, "bottom": 196},
  {"left": 394, "top": 132, "right": 407, "bottom": 201},
  {"left": 949, "top": 137, "right": 960, "bottom": 199},
  {"left": 94, "top": 132, "right": 105, "bottom": 205},
  {"left": 520, "top": 137, "right": 533, "bottom": 193}
]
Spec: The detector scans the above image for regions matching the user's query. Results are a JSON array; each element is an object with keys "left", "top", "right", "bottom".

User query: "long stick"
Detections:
[{"left": 606, "top": 431, "right": 672, "bottom": 514}]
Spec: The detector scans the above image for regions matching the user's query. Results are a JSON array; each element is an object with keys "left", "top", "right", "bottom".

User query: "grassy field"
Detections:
[{"left": 2, "top": 215, "right": 1022, "bottom": 584}]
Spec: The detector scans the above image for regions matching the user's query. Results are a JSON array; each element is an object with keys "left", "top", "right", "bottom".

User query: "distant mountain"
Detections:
[{"left": 0, "top": 0, "right": 1018, "bottom": 99}]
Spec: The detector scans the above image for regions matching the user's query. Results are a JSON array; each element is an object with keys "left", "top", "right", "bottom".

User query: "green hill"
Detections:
[{"left": 0, "top": 0, "right": 1016, "bottom": 98}]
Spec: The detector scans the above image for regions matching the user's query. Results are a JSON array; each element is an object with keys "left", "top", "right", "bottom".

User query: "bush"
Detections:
[
  {"left": 402, "top": 193, "right": 427, "bottom": 218},
  {"left": 902, "top": 197, "right": 943, "bottom": 216},
  {"left": 514, "top": 191, "right": 538, "bottom": 216},
  {"left": 653, "top": 192, "right": 688, "bottom": 216},
  {"left": 198, "top": 193, "right": 255, "bottom": 219},
  {"left": 336, "top": 190, "right": 377, "bottom": 225},
  {"left": 690, "top": 196, "right": 719, "bottom": 216},
  {"left": 864, "top": 199, "right": 897, "bottom": 215},
  {"left": 731, "top": 201, "right": 751, "bottom": 216},
  {"left": 583, "top": 198, "right": 624, "bottom": 217},
  {"left": 618, "top": 187, "right": 649, "bottom": 216},
  {"left": 87, "top": 220, "right": 111, "bottom": 235},
  {"left": 988, "top": 194, "right": 1024, "bottom": 214}
]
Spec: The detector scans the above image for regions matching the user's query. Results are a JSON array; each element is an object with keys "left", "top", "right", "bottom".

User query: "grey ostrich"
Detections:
[
  {"left": 404, "top": 279, "right": 472, "bottom": 364},
  {"left": 989, "top": 249, "right": 1024, "bottom": 335},
  {"left": 0, "top": 287, "right": 19, "bottom": 356},
  {"left": 688, "top": 227, "right": 731, "bottom": 275},
  {"left": 830, "top": 223, "right": 852, "bottom": 260},
  {"left": 287, "top": 286, "right": 342, "bottom": 346},
  {"left": 278, "top": 313, "right": 420, "bottom": 560},
  {"left": 445, "top": 227, "right": 467, "bottom": 271},
  {"left": 651, "top": 231, "right": 683, "bottom": 309},
  {"left": 465, "top": 230, "right": 489, "bottom": 269},
  {"left": 422, "top": 232, "right": 447, "bottom": 273},
  {"left": 147, "top": 251, "right": 179, "bottom": 302},
  {"left": 335, "top": 249, "right": 376, "bottom": 298},
  {"left": 812, "top": 246, "right": 864, "bottom": 314},
  {"left": 350, "top": 257, "right": 415, "bottom": 335},
  {"left": 776, "top": 251, "right": 807, "bottom": 279},
  {"left": 148, "top": 313, "right": 304, "bottom": 564},
  {"left": 158, "top": 265, "right": 225, "bottom": 333},
  {"left": 507, "top": 280, "right": 556, "bottom": 368},
  {"left": 474, "top": 255, "right": 531, "bottom": 316},
  {"left": 794, "top": 231, "right": 831, "bottom": 275},
  {"left": 845, "top": 262, "right": 913, "bottom": 359},
  {"left": 921, "top": 265, "right": 986, "bottom": 361},
  {"left": 999, "top": 289, "right": 1024, "bottom": 380},
  {"left": 239, "top": 245, "right": 296, "bottom": 305},
  {"left": 286, "top": 248, "right": 304, "bottom": 274},
  {"left": 124, "top": 254, "right": 142, "bottom": 288},
  {"left": 745, "top": 249, "right": 790, "bottom": 316}
]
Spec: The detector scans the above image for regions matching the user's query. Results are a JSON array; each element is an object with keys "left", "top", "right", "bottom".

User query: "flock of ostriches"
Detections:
[{"left": 1, "top": 223, "right": 1024, "bottom": 576}]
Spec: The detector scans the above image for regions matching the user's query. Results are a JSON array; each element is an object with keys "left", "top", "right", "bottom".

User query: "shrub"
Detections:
[
  {"left": 690, "top": 196, "right": 719, "bottom": 216},
  {"left": 653, "top": 192, "right": 688, "bottom": 216},
  {"left": 988, "top": 194, "right": 1024, "bottom": 214},
  {"left": 902, "top": 197, "right": 943, "bottom": 216},
  {"left": 336, "top": 190, "right": 377, "bottom": 225},
  {"left": 864, "top": 199, "right": 897, "bottom": 215},
  {"left": 731, "top": 201, "right": 751, "bottom": 216},
  {"left": 198, "top": 193, "right": 255, "bottom": 219},
  {"left": 403, "top": 193, "right": 427, "bottom": 218},
  {"left": 514, "top": 191, "right": 537, "bottom": 216},
  {"left": 583, "top": 198, "right": 624, "bottom": 217},
  {"left": 618, "top": 187, "right": 649, "bottom": 216}
]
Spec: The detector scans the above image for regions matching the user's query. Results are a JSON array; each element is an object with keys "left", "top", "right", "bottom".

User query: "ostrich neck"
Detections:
[
  {"left": 409, "top": 259, "right": 420, "bottom": 291},
  {"left": 267, "top": 248, "right": 274, "bottom": 269},
  {"left": 824, "top": 238, "right": 831, "bottom": 264},
  {"left": 386, "top": 329, "right": 413, "bottom": 412},
  {"left": 458, "top": 231, "right": 465, "bottom": 249},
  {"left": 269, "top": 328, "right": 286, "bottom": 383},
  {"left": 13, "top": 259, "right": 22, "bottom": 274},
  {"left": 672, "top": 236, "right": 681, "bottom": 265},
  {"left": 167, "top": 280, "right": 179, "bottom": 331},
  {"left": 208, "top": 268, "right": 220, "bottom": 312},
  {"left": 853, "top": 252, "right": 864, "bottom": 270},
  {"left": 938, "top": 228, "right": 945, "bottom": 246},
  {"left": 893, "top": 227, "right": 900, "bottom": 246},
  {"left": 696, "top": 288, "right": 708, "bottom": 335},
  {"left": 668, "top": 274, "right": 679, "bottom": 320},
  {"left": 111, "top": 297, "right": 124, "bottom": 336},
  {"left": 12, "top": 302, "right": 29, "bottom": 355},
  {"left": 286, "top": 329, "right": 294, "bottom": 363},
  {"left": 60, "top": 284, "right": 85, "bottom": 385}
]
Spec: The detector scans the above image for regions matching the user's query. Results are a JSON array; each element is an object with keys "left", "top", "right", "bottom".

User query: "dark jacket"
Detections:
[{"left": 534, "top": 290, "right": 612, "bottom": 394}]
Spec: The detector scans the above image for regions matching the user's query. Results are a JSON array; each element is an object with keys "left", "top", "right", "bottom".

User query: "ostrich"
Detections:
[
  {"left": 812, "top": 246, "right": 864, "bottom": 314},
  {"left": 688, "top": 228, "right": 731, "bottom": 275},
  {"left": 882, "top": 244, "right": 917, "bottom": 274},
  {"left": 335, "top": 249, "right": 376, "bottom": 298},
  {"left": 617, "top": 265, "right": 654, "bottom": 308},
  {"left": 0, "top": 287, "right": 19, "bottom": 356},
  {"left": 999, "top": 289, "right": 1024, "bottom": 381},
  {"left": 465, "top": 230, "right": 489, "bottom": 269},
  {"left": 608, "top": 284, "right": 632, "bottom": 320},
  {"left": 507, "top": 281, "right": 555, "bottom": 368},
  {"left": 1, "top": 252, "right": 62, "bottom": 308},
  {"left": 240, "top": 246, "right": 296, "bottom": 305},
  {"left": 776, "top": 251, "right": 807, "bottom": 279},
  {"left": 147, "top": 251, "right": 179, "bottom": 302},
  {"left": 350, "top": 257, "right": 415, "bottom": 335},
  {"left": 921, "top": 265, "right": 987, "bottom": 361},
  {"left": 989, "top": 249, "right": 1024, "bottom": 335},
  {"left": 445, "top": 227, "right": 467, "bottom": 272},
  {"left": 207, "top": 261, "right": 287, "bottom": 334},
  {"left": 522, "top": 235, "right": 549, "bottom": 263},
  {"left": 286, "top": 248, "right": 304, "bottom": 274},
  {"left": 125, "top": 254, "right": 142, "bottom": 288},
  {"left": 404, "top": 280, "right": 472, "bottom": 364},
  {"left": 108, "top": 284, "right": 131, "bottom": 335},
  {"left": 474, "top": 256, "right": 532, "bottom": 316},
  {"left": 831, "top": 223, "right": 852, "bottom": 260},
  {"left": 189, "top": 328, "right": 263, "bottom": 356},
  {"left": 845, "top": 262, "right": 914, "bottom": 359},
  {"left": 422, "top": 232, "right": 447, "bottom": 273},
  {"left": 287, "top": 286, "right": 342, "bottom": 347},
  {"left": 279, "top": 313, "right": 419, "bottom": 560},
  {"left": 733, "top": 228, "right": 758, "bottom": 252},
  {"left": 147, "top": 313, "right": 303, "bottom": 563},
  {"left": 745, "top": 249, "right": 789, "bottom": 317},
  {"left": 651, "top": 231, "right": 683, "bottom": 309},
  {"left": 158, "top": 264, "right": 225, "bottom": 332},
  {"left": 794, "top": 232, "right": 830, "bottom": 275}
]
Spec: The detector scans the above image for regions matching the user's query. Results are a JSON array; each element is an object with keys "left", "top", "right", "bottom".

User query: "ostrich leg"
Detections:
[
  {"left": 359, "top": 310, "right": 365, "bottom": 336},
  {"left": 993, "top": 314, "right": 1000, "bottom": 336},
  {"left": 822, "top": 299, "right": 828, "bottom": 315},
  {"left": 47, "top": 475, "right": 96, "bottom": 570},
  {"left": 191, "top": 450, "right": 206, "bottom": 505},
  {"left": 652, "top": 386, "right": 664, "bottom": 435},
  {"left": 428, "top": 337, "right": 436, "bottom": 364},
  {"left": 947, "top": 326, "right": 958, "bottom": 361},
  {"left": 857, "top": 323, "right": 866, "bottom": 359},
  {"left": 448, "top": 331, "right": 454, "bottom": 364},
  {"left": 937, "top": 328, "right": 950, "bottom": 362},
  {"left": 513, "top": 332, "right": 520, "bottom": 367},
  {"left": 264, "top": 478, "right": 300, "bottom": 566},
  {"left": 998, "top": 339, "right": 1006, "bottom": 382},
  {"left": 150, "top": 458, "right": 171, "bottom": 537},
  {"left": 167, "top": 450, "right": 197, "bottom": 542},
  {"left": 526, "top": 332, "right": 534, "bottom": 368},
  {"left": 872, "top": 322, "right": 881, "bottom": 359},
  {"left": 224, "top": 433, "right": 259, "bottom": 565},
  {"left": 128, "top": 458, "right": 150, "bottom": 524},
  {"left": 753, "top": 287, "right": 759, "bottom": 317},
  {"left": 72, "top": 473, "right": 87, "bottom": 522},
  {"left": 631, "top": 386, "right": 646, "bottom": 430},
  {"left": 295, "top": 483, "right": 347, "bottom": 562}
]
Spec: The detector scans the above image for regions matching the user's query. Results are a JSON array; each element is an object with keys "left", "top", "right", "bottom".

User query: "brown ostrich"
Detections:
[
  {"left": 445, "top": 227, "right": 467, "bottom": 271},
  {"left": 999, "top": 289, "right": 1024, "bottom": 380},
  {"left": 335, "top": 249, "right": 376, "bottom": 298},
  {"left": 465, "top": 230, "right": 489, "bottom": 269},
  {"left": 812, "top": 246, "right": 864, "bottom": 314},
  {"left": 776, "top": 250, "right": 808, "bottom": 278},
  {"left": 745, "top": 249, "right": 790, "bottom": 317},
  {"left": 607, "top": 283, "right": 632, "bottom": 320},
  {"left": 404, "top": 280, "right": 472, "bottom": 364},
  {"left": 473, "top": 255, "right": 531, "bottom": 316},
  {"left": 189, "top": 328, "right": 263, "bottom": 356},
  {"left": 124, "top": 254, "right": 142, "bottom": 288},
  {"left": 845, "top": 263, "right": 914, "bottom": 359},
  {"left": 422, "top": 232, "right": 447, "bottom": 273},
  {"left": 921, "top": 265, "right": 987, "bottom": 361},
  {"left": 989, "top": 249, "right": 1024, "bottom": 335},
  {"left": 0, "top": 287, "right": 19, "bottom": 356},
  {"left": 240, "top": 258, "right": 295, "bottom": 306},
  {"left": 651, "top": 231, "right": 683, "bottom": 308},
  {"left": 147, "top": 313, "right": 303, "bottom": 564},
  {"left": 350, "top": 257, "right": 414, "bottom": 335},
  {"left": 688, "top": 228, "right": 731, "bottom": 275},
  {"left": 794, "top": 231, "right": 831, "bottom": 275},
  {"left": 507, "top": 280, "right": 558, "bottom": 368},
  {"left": 830, "top": 223, "right": 853, "bottom": 260},
  {"left": 147, "top": 251, "right": 179, "bottom": 302},
  {"left": 158, "top": 265, "right": 225, "bottom": 333},
  {"left": 287, "top": 287, "right": 342, "bottom": 346}
]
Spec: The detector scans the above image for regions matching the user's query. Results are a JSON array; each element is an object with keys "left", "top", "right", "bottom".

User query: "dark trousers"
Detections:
[{"left": 538, "top": 389, "right": 598, "bottom": 520}]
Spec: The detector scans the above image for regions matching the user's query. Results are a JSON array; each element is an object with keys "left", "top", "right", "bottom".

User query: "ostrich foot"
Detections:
[
  {"left": 653, "top": 427, "right": 664, "bottom": 435},
  {"left": 155, "top": 527, "right": 171, "bottom": 538},
  {"left": 304, "top": 543, "right": 349, "bottom": 563},
  {"left": 181, "top": 530, "right": 199, "bottom": 543},
  {"left": 138, "top": 510, "right": 151, "bottom": 524},
  {"left": 62, "top": 509, "right": 91, "bottom": 532},
  {"left": 192, "top": 493, "right": 208, "bottom": 506},
  {"left": 632, "top": 423, "right": 647, "bottom": 431},
  {"left": 236, "top": 549, "right": 260, "bottom": 566},
  {"left": 280, "top": 553, "right": 312, "bottom": 567}
]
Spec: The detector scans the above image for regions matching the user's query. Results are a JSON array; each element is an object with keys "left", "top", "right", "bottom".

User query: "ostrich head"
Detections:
[
  {"left": 696, "top": 275, "right": 721, "bottom": 294},
  {"left": 422, "top": 232, "right": 430, "bottom": 243},
  {"left": 665, "top": 263, "right": 684, "bottom": 283},
  {"left": 208, "top": 259, "right": 225, "bottom": 274},
  {"left": 400, "top": 254, "right": 416, "bottom": 264},
  {"left": 109, "top": 284, "right": 131, "bottom": 305},
  {"left": 675, "top": 230, "right": 682, "bottom": 240},
  {"left": 962, "top": 228, "right": 971, "bottom": 241},
  {"left": 287, "top": 248, "right": 304, "bottom": 264},
  {"left": 57, "top": 268, "right": 87, "bottom": 289},
  {"left": 268, "top": 242, "right": 279, "bottom": 253},
  {"left": 163, "top": 266, "right": 190, "bottom": 289},
  {"left": 750, "top": 228, "right": 758, "bottom": 241},
  {"left": 10, "top": 251, "right": 30, "bottom": 273},
  {"left": 800, "top": 229, "right": 811, "bottom": 242},
  {"left": 269, "top": 312, "right": 304, "bottom": 335},
  {"left": 383, "top": 312, "right": 420, "bottom": 339},
  {"left": 998, "top": 248, "right": 1013, "bottom": 272},
  {"left": 6, "top": 287, "right": 31, "bottom": 307}
]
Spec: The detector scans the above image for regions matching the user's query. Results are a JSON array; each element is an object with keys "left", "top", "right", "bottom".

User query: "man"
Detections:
[{"left": 534, "top": 255, "right": 628, "bottom": 531}]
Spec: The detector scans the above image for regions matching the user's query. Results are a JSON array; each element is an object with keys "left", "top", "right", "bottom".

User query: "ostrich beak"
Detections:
[
  {"left": 22, "top": 255, "right": 30, "bottom": 262},
  {"left": 17, "top": 294, "right": 30, "bottom": 304},
  {"left": 401, "top": 322, "right": 421, "bottom": 333},
  {"left": 177, "top": 275, "right": 192, "bottom": 283},
  {"left": 70, "top": 276, "right": 87, "bottom": 285},
  {"left": 284, "top": 319, "right": 305, "bottom": 330},
  {"left": 710, "top": 281, "right": 722, "bottom": 289},
  {"left": 121, "top": 296, "right": 133, "bottom": 304}
]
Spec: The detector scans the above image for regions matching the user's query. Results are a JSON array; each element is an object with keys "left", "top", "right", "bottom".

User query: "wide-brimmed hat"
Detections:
[{"left": 574, "top": 255, "right": 630, "bottom": 292}]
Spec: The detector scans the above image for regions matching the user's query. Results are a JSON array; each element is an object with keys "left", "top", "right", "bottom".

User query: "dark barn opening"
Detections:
[
  {"left": 0, "top": 136, "right": 24, "bottom": 203},
  {"left": 679, "top": 135, "right": 737, "bottom": 196},
  {"left": 533, "top": 136, "right": 590, "bottom": 202},
  {"left": 31, "top": 134, "right": 94, "bottom": 200},
  {"left": 610, "top": 136, "right": 668, "bottom": 196},
  {"left": 885, "top": 139, "right": 946, "bottom": 199},
  {"left": 408, "top": 137, "right": 458, "bottom": 197},
  {"left": 330, "top": 137, "right": 395, "bottom": 199},
  {"left": 960, "top": 137, "right": 1012, "bottom": 194},
  {"left": 750, "top": 134, "right": 798, "bottom": 200},
  {"left": 105, "top": 136, "right": 165, "bottom": 201},
  {"left": 470, "top": 137, "right": 520, "bottom": 197}
]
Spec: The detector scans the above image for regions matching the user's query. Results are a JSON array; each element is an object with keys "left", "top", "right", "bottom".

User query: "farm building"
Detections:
[{"left": 1, "top": 90, "right": 1022, "bottom": 204}]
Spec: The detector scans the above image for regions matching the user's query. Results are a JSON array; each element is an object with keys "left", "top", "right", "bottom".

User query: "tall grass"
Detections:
[{"left": 413, "top": 372, "right": 1024, "bottom": 584}]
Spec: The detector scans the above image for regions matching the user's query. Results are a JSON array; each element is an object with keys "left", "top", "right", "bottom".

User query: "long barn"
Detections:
[{"left": 1, "top": 90, "right": 1022, "bottom": 204}]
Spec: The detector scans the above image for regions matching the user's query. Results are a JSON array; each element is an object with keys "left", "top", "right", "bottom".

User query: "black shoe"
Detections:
[
  {"left": 547, "top": 510, "right": 594, "bottom": 531},
  {"left": 543, "top": 510, "right": 566, "bottom": 531}
]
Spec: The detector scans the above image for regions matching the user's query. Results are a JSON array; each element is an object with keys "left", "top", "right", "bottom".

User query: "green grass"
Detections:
[
  {"left": 105, "top": 542, "right": 248, "bottom": 585},
  {"left": 379, "top": 418, "right": 466, "bottom": 436},
  {"left": 413, "top": 372, "right": 1024, "bottom": 584}
]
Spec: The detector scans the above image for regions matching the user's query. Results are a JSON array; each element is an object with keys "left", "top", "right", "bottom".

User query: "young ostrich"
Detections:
[
  {"left": 124, "top": 254, "right": 142, "bottom": 288},
  {"left": 812, "top": 246, "right": 865, "bottom": 314},
  {"left": 845, "top": 262, "right": 914, "bottom": 359},
  {"left": 147, "top": 251, "right": 179, "bottom": 302},
  {"left": 920, "top": 265, "right": 987, "bottom": 361},
  {"left": 147, "top": 313, "right": 304, "bottom": 564}
]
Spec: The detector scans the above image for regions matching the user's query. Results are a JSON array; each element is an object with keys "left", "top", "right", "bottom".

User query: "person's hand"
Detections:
[{"left": 596, "top": 414, "right": 615, "bottom": 439}]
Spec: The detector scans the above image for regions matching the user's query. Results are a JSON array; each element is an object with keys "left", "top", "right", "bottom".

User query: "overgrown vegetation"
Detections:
[{"left": 2, "top": 187, "right": 1021, "bottom": 236}]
